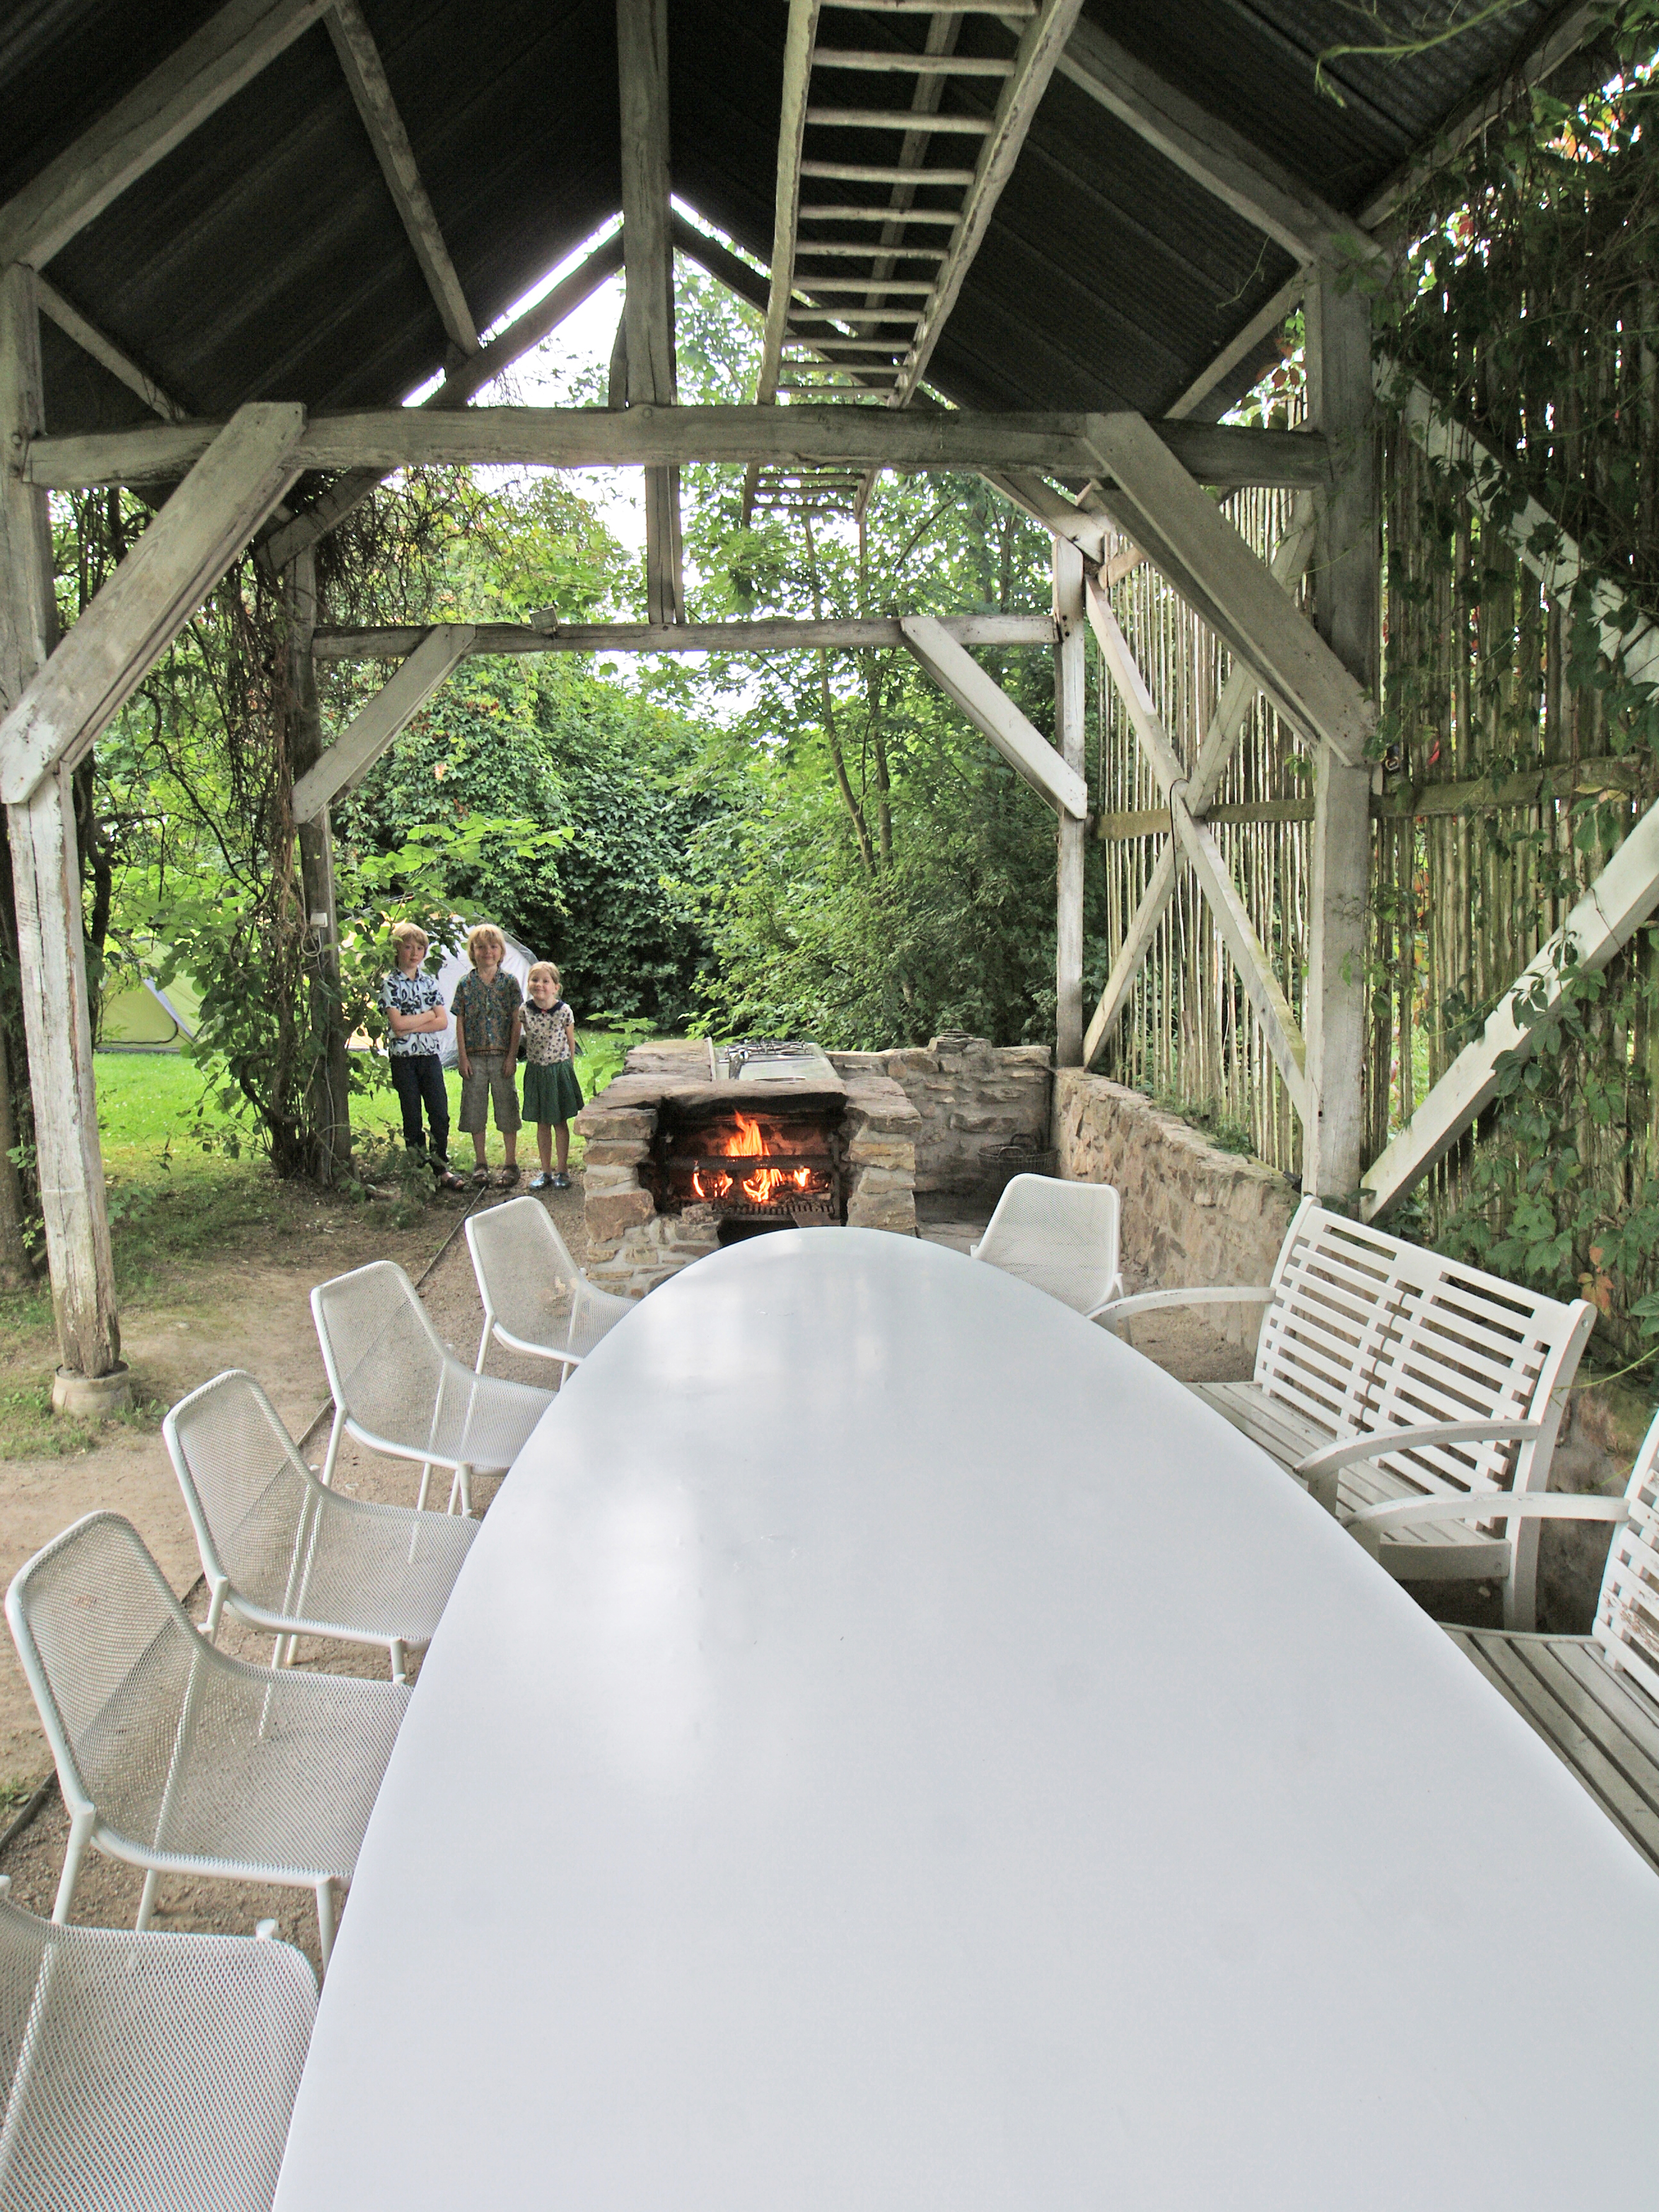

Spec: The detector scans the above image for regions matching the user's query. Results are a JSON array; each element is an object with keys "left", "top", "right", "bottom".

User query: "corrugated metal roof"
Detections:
[{"left": 0, "top": 0, "right": 1592, "bottom": 445}]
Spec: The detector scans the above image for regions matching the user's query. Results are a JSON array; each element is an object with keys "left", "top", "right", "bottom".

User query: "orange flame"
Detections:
[{"left": 686, "top": 1113, "right": 827, "bottom": 1207}]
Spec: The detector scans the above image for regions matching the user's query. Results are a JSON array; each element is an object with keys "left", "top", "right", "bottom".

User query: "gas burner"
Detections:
[{"left": 723, "top": 1039, "right": 818, "bottom": 1077}]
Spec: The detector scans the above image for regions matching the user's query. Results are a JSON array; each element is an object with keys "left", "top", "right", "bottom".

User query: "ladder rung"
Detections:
[
  {"left": 792, "top": 241, "right": 947, "bottom": 257},
  {"left": 807, "top": 109, "right": 994, "bottom": 132},
  {"left": 797, "top": 279, "right": 936, "bottom": 294},
  {"left": 819, "top": 1, "right": 1036, "bottom": 12},
  {"left": 801, "top": 162, "right": 977, "bottom": 184},
  {"left": 813, "top": 52, "right": 1016, "bottom": 74},
  {"left": 798, "top": 204, "right": 961, "bottom": 224}
]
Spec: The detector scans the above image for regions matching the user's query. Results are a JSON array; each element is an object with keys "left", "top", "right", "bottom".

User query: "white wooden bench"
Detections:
[
  {"left": 1099, "top": 1197, "right": 1596, "bottom": 1628},
  {"left": 1442, "top": 1420, "right": 1659, "bottom": 1874}
]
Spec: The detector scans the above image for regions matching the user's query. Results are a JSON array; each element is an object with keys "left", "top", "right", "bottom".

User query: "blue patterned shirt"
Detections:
[{"left": 381, "top": 968, "right": 446, "bottom": 1057}]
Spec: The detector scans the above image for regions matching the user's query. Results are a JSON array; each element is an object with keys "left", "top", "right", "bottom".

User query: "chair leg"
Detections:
[
  {"left": 474, "top": 1317, "right": 493, "bottom": 1376},
  {"left": 389, "top": 1638, "right": 408, "bottom": 1685},
  {"left": 457, "top": 1463, "right": 474, "bottom": 1517},
  {"left": 135, "top": 1867, "right": 161, "bottom": 1932},
  {"left": 415, "top": 1461, "right": 435, "bottom": 1514},
  {"left": 316, "top": 1877, "right": 340, "bottom": 1971},
  {"left": 319, "top": 1406, "right": 347, "bottom": 1488},
  {"left": 205, "top": 1586, "right": 226, "bottom": 1642},
  {"left": 52, "top": 1811, "right": 94, "bottom": 1923}
]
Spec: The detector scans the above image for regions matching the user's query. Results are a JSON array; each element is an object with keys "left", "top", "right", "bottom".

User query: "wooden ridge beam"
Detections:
[
  {"left": 326, "top": 0, "right": 479, "bottom": 357},
  {"left": 312, "top": 612, "right": 1060, "bottom": 659},
  {"left": 36, "top": 278, "right": 189, "bottom": 424},
  {"left": 1082, "top": 411, "right": 1373, "bottom": 765},
  {"left": 292, "top": 623, "right": 475, "bottom": 820},
  {"left": 0, "top": 403, "right": 307, "bottom": 805},
  {"left": 26, "top": 408, "right": 1332, "bottom": 488},
  {"left": 1084, "top": 575, "right": 1307, "bottom": 1113},
  {"left": 0, "top": 0, "right": 330, "bottom": 270},
  {"left": 900, "top": 614, "right": 1087, "bottom": 818}
]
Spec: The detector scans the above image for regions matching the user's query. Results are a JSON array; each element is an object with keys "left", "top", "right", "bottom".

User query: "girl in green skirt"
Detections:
[{"left": 521, "top": 961, "right": 584, "bottom": 1189}]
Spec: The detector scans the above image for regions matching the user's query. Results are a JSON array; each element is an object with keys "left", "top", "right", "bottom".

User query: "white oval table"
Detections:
[{"left": 276, "top": 1228, "right": 1659, "bottom": 2211}]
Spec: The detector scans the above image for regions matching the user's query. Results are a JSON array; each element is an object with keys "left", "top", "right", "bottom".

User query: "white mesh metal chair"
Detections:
[
  {"left": 466, "top": 1195, "right": 633, "bottom": 1377},
  {"left": 0, "top": 1879, "right": 314, "bottom": 2212},
  {"left": 5, "top": 1513, "right": 411, "bottom": 1965},
  {"left": 312, "top": 1258, "right": 556, "bottom": 1515},
  {"left": 969, "top": 1173, "right": 1124, "bottom": 1317},
  {"left": 164, "top": 1368, "right": 479, "bottom": 1683}
]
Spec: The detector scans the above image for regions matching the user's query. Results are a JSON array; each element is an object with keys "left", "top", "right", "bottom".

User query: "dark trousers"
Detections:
[{"left": 389, "top": 1054, "right": 449, "bottom": 1171}]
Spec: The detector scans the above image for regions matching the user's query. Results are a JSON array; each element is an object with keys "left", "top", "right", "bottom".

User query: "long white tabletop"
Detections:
[{"left": 276, "top": 1228, "right": 1659, "bottom": 2210}]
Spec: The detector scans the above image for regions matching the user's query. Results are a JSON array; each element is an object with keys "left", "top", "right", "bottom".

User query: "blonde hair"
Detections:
[
  {"left": 466, "top": 924, "right": 506, "bottom": 964},
  {"left": 526, "top": 960, "right": 561, "bottom": 994},
  {"left": 389, "top": 919, "right": 429, "bottom": 954}
]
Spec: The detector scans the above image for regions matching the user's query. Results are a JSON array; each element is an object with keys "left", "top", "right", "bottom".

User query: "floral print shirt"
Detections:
[
  {"left": 522, "top": 1001, "right": 575, "bottom": 1066},
  {"left": 380, "top": 968, "right": 446, "bottom": 1058},
  {"left": 451, "top": 968, "right": 522, "bottom": 1056}
]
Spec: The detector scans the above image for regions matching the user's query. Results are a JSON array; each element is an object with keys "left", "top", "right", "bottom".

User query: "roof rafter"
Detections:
[{"left": 36, "top": 277, "right": 190, "bottom": 424}]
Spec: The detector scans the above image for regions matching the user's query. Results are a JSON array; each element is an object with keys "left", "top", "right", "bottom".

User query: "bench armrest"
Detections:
[
  {"left": 1293, "top": 1418, "right": 1545, "bottom": 1514},
  {"left": 1342, "top": 1490, "right": 1632, "bottom": 1540},
  {"left": 1092, "top": 1285, "right": 1275, "bottom": 1329}
]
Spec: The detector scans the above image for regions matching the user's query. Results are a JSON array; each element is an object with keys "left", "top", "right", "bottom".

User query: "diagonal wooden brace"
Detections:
[
  {"left": 0, "top": 402, "right": 307, "bottom": 804},
  {"left": 291, "top": 625, "right": 476, "bottom": 822},
  {"left": 900, "top": 615, "right": 1088, "bottom": 818}
]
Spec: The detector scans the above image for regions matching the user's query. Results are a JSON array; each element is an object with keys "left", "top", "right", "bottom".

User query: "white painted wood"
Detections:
[
  {"left": 312, "top": 613, "right": 1058, "bottom": 658},
  {"left": 755, "top": 0, "right": 821, "bottom": 408},
  {"left": 272, "top": 1229, "right": 1659, "bottom": 2212},
  {"left": 1165, "top": 271, "right": 1306, "bottom": 421},
  {"left": 617, "top": 0, "right": 681, "bottom": 625},
  {"left": 261, "top": 228, "right": 626, "bottom": 571},
  {"left": 0, "top": 403, "right": 307, "bottom": 806},
  {"left": 1053, "top": 538, "right": 1086, "bottom": 1066},
  {"left": 1101, "top": 1197, "right": 1595, "bottom": 1627},
  {"left": 35, "top": 278, "right": 188, "bottom": 423},
  {"left": 891, "top": 0, "right": 1085, "bottom": 406},
  {"left": 291, "top": 625, "right": 476, "bottom": 821},
  {"left": 0, "top": 0, "right": 329, "bottom": 270},
  {"left": 0, "top": 268, "right": 120, "bottom": 1380},
  {"left": 1081, "top": 502, "right": 1315, "bottom": 1065},
  {"left": 326, "top": 0, "right": 479, "bottom": 357},
  {"left": 900, "top": 615, "right": 1086, "bottom": 818},
  {"left": 1083, "top": 412, "right": 1374, "bottom": 766}
]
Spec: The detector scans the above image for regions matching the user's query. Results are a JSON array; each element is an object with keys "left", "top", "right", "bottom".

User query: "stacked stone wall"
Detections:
[{"left": 830, "top": 1036, "right": 1051, "bottom": 1193}]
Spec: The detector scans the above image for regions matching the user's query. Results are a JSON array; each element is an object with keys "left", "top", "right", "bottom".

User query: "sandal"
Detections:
[
  {"left": 528, "top": 1171, "right": 552, "bottom": 1191},
  {"left": 496, "top": 1164, "right": 521, "bottom": 1189},
  {"left": 469, "top": 1165, "right": 491, "bottom": 1187},
  {"left": 551, "top": 1172, "right": 571, "bottom": 1189},
  {"left": 438, "top": 1169, "right": 466, "bottom": 1191}
]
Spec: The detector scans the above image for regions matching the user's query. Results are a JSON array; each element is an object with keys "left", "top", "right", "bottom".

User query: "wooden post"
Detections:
[
  {"left": 1303, "top": 270, "right": 1379, "bottom": 1200},
  {"left": 1054, "top": 538, "right": 1086, "bottom": 1065},
  {"left": 285, "top": 549, "right": 351, "bottom": 1184},
  {"left": 0, "top": 266, "right": 124, "bottom": 1399},
  {"left": 617, "top": 0, "right": 682, "bottom": 624}
]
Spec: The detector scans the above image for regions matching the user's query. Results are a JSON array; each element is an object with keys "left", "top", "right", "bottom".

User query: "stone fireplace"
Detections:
[{"left": 577, "top": 1040, "right": 918, "bottom": 1297}]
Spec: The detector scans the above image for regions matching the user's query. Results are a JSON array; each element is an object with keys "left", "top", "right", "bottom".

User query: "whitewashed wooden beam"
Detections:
[
  {"left": 1165, "top": 271, "right": 1306, "bottom": 423},
  {"left": 0, "top": 267, "right": 123, "bottom": 1385},
  {"left": 755, "top": 0, "right": 820, "bottom": 411},
  {"left": 292, "top": 623, "right": 475, "bottom": 820},
  {"left": 25, "top": 408, "right": 1331, "bottom": 488},
  {"left": 0, "top": 403, "right": 307, "bottom": 805},
  {"left": 326, "top": 0, "right": 479, "bottom": 357},
  {"left": 1082, "top": 501, "right": 1315, "bottom": 1065},
  {"left": 1363, "top": 795, "right": 1659, "bottom": 1219},
  {"left": 261, "top": 227, "right": 625, "bottom": 571},
  {"left": 313, "top": 612, "right": 1058, "bottom": 658},
  {"left": 901, "top": 615, "right": 1087, "bottom": 818},
  {"left": 893, "top": 0, "right": 1084, "bottom": 406},
  {"left": 1054, "top": 536, "right": 1086, "bottom": 1065},
  {"left": 1082, "top": 411, "right": 1373, "bottom": 766},
  {"left": 1085, "top": 577, "right": 1308, "bottom": 1114},
  {"left": 0, "top": 0, "right": 330, "bottom": 270},
  {"left": 36, "top": 278, "right": 189, "bottom": 423},
  {"left": 618, "top": 0, "right": 682, "bottom": 625}
]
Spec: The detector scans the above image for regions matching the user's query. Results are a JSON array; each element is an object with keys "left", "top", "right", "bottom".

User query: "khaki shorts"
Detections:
[{"left": 458, "top": 1051, "right": 521, "bottom": 1135}]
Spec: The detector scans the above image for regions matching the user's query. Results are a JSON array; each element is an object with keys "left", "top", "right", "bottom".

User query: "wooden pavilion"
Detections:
[{"left": 0, "top": 0, "right": 1615, "bottom": 1399}]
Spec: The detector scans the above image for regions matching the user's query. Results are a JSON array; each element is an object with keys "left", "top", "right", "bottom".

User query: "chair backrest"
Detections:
[
  {"left": 1594, "top": 1417, "right": 1659, "bottom": 1701},
  {"left": 0, "top": 1892, "right": 315, "bottom": 2212},
  {"left": 1256, "top": 1198, "right": 1595, "bottom": 1503},
  {"left": 163, "top": 1371, "right": 315, "bottom": 1614},
  {"left": 5, "top": 1514, "right": 203, "bottom": 1841},
  {"left": 312, "top": 1259, "right": 450, "bottom": 1447},
  {"left": 466, "top": 1196, "right": 581, "bottom": 1349},
  {"left": 974, "top": 1175, "right": 1121, "bottom": 1313}
]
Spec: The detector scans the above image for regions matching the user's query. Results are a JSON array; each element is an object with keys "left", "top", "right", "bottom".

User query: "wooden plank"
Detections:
[
  {"left": 285, "top": 547, "right": 350, "bottom": 1182},
  {"left": 892, "top": 0, "right": 1084, "bottom": 406},
  {"left": 326, "top": 0, "right": 479, "bottom": 357},
  {"left": 1098, "top": 760, "right": 1648, "bottom": 838},
  {"left": 1081, "top": 501, "right": 1316, "bottom": 1066},
  {"left": 311, "top": 613, "right": 1058, "bottom": 658},
  {"left": 755, "top": 0, "right": 821, "bottom": 410},
  {"left": 0, "top": 0, "right": 329, "bottom": 270},
  {"left": 291, "top": 625, "right": 476, "bottom": 820},
  {"left": 0, "top": 403, "right": 307, "bottom": 805},
  {"left": 25, "top": 408, "right": 1332, "bottom": 488},
  {"left": 1057, "top": 18, "right": 1378, "bottom": 268},
  {"left": 1165, "top": 271, "right": 1306, "bottom": 422},
  {"left": 35, "top": 277, "right": 188, "bottom": 422},
  {"left": 1085, "top": 412, "right": 1374, "bottom": 766},
  {"left": 0, "top": 267, "right": 121, "bottom": 1383},
  {"left": 617, "top": 0, "right": 681, "bottom": 625},
  {"left": 900, "top": 615, "right": 1087, "bottom": 818},
  {"left": 1085, "top": 578, "right": 1308, "bottom": 1113},
  {"left": 261, "top": 228, "right": 626, "bottom": 571},
  {"left": 1054, "top": 538, "right": 1086, "bottom": 1065}
]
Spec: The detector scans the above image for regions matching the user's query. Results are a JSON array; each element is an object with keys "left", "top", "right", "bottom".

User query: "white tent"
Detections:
[{"left": 427, "top": 919, "right": 535, "bottom": 1071}]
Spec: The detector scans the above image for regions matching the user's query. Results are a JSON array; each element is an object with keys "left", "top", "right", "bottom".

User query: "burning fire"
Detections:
[{"left": 691, "top": 1111, "right": 823, "bottom": 1207}]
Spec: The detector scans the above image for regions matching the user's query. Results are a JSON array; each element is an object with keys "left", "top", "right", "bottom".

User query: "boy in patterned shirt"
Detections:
[
  {"left": 379, "top": 922, "right": 463, "bottom": 1190},
  {"left": 452, "top": 924, "right": 524, "bottom": 1187}
]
